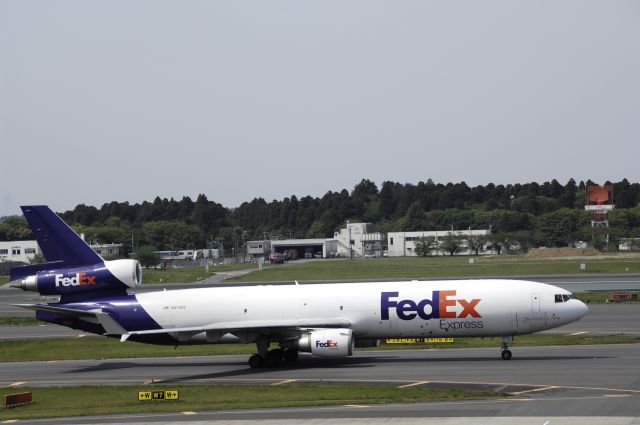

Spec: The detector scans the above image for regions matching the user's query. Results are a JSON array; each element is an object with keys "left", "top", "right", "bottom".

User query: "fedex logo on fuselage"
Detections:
[
  {"left": 315, "top": 340, "right": 338, "bottom": 348},
  {"left": 381, "top": 291, "right": 481, "bottom": 321},
  {"left": 55, "top": 273, "right": 97, "bottom": 287}
]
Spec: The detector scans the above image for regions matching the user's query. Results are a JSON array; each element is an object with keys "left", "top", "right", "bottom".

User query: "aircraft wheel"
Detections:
[
  {"left": 283, "top": 348, "right": 299, "bottom": 362},
  {"left": 248, "top": 354, "right": 265, "bottom": 368},
  {"left": 266, "top": 349, "right": 283, "bottom": 367},
  {"left": 501, "top": 350, "right": 512, "bottom": 360}
]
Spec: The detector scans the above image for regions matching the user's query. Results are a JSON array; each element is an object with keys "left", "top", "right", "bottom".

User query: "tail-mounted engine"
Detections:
[{"left": 13, "top": 259, "right": 142, "bottom": 296}]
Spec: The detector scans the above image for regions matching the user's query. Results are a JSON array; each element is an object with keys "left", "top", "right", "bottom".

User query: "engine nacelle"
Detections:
[
  {"left": 15, "top": 259, "right": 142, "bottom": 296},
  {"left": 297, "top": 328, "right": 354, "bottom": 357}
]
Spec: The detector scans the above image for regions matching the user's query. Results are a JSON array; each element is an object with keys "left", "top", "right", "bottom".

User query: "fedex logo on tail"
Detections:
[
  {"left": 381, "top": 291, "right": 481, "bottom": 321},
  {"left": 55, "top": 273, "right": 97, "bottom": 287}
]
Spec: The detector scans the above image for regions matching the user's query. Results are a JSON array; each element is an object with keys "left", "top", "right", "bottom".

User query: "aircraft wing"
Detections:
[
  {"left": 120, "top": 318, "right": 352, "bottom": 342},
  {"left": 15, "top": 303, "right": 350, "bottom": 341}
]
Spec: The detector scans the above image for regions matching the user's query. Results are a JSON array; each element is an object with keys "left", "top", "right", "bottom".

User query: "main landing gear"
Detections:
[
  {"left": 500, "top": 336, "right": 513, "bottom": 360},
  {"left": 248, "top": 336, "right": 299, "bottom": 368}
]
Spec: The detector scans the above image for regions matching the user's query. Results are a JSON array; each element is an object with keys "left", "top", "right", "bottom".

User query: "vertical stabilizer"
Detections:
[{"left": 20, "top": 205, "right": 103, "bottom": 266}]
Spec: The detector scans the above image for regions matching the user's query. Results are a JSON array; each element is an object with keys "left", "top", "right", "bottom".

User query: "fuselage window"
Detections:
[
  {"left": 562, "top": 294, "right": 570, "bottom": 302},
  {"left": 555, "top": 294, "right": 563, "bottom": 303}
]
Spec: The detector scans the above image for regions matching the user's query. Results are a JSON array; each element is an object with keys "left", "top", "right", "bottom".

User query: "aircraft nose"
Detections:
[{"left": 576, "top": 300, "right": 589, "bottom": 319}]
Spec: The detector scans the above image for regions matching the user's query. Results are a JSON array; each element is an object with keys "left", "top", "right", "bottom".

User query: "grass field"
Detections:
[
  {"left": 0, "top": 384, "right": 501, "bottom": 420},
  {"left": 230, "top": 256, "right": 640, "bottom": 282},
  {"left": 0, "top": 275, "right": 8, "bottom": 285},
  {"left": 1, "top": 333, "right": 638, "bottom": 363}
]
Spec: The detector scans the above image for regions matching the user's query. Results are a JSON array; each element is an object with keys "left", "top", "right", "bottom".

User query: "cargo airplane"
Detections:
[{"left": 11, "top": 205, "right": 588, "bottom": 367}]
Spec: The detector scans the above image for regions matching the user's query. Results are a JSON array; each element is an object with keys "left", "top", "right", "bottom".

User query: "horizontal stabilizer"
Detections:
[
  {"left": 9, "top": 261, "right": 65, "bottom": 282},
  {"left": 14, "top": 304, "right": 126, "bottom": 335}
]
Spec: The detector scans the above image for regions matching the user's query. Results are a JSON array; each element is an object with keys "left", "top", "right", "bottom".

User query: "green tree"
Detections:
[
  {"left": 414, "top": 236, "right": 438, "bottom": 256},
  {"left": 135, "top": 245, "right": 160, "bottom": 268},
  {"left": 402, "top": 202, "right": 426, "bottom": 231},
  {"left": 488, "top": 233, "right": 510, "bottom": 255},
  {"left": 508, "top": 230, "right": 535, "bottom": 253},
  {"left": 440, "top": 233, "right": 464, "bottom": 256},
  {"left": 465, "top": 234, "right": 488, "bottom": 255},
  {"left": 307, "top": 219, "right": 327, "bottom": 238}
]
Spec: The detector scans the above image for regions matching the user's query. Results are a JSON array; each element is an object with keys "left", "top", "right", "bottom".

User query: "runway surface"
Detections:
[
  {"left": 2, "top": 275, "right": 639, "bottom": 423},
  {"left": 1, "top": 344, "right": 639, "bottom": 420}
]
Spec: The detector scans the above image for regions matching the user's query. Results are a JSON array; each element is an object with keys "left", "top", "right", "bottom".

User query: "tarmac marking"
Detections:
[
  {"left": 182, "top": 411, "right": 197, "bottom": 415},
  {"left": 2, "top": 420, "right": 20, "bottom": 423},
  {"left": 143, "top": 379, "right": 163, "bottom": 384},
  {"left": 397, "top": 381, "right": 429, "bottom": 388},
  {"left": 271, "top": 379, "right": 298, "bottom": 386},
  {"left": 568, "top": 331, "right": 587, "bottom": 336},
  {"left": 510, "top": 386, "right": 558, "bottom": 395},
  {"left": 604, "top": 394, "right": 630, "bottom": 398},
  {"left": 343, "top": 404, "right": 370, "bottom": 408},
  {"left": 6, "top": 381, "right": 26, "bottom": 387}
]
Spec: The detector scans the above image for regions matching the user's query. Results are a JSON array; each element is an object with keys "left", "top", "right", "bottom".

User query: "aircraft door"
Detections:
[
  {"left": 511, "top": 310, "right": 519, "bottom": 333},
  {"left": 531, "top": 293, "right": 540, "bottom": 313}
]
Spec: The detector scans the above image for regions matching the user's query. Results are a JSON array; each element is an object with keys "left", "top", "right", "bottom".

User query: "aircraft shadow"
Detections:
[{"left": 65, "top": 353, "right": 610, "bottom": 384}]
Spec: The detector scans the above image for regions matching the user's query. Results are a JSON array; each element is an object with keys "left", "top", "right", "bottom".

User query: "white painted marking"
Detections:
[
  {"left": 569, "top": 331, "right": 587, "bottom": 336},
  {"left": 271, "top": 379, "right": 298, "bottom": 386},
  {"left": 2, "top": 420, "right": 20, "bottom": 423},
  {"left": 343, "top": 404, "right": 369, "bottom": 408},
  {"left": 182, "top": 411, "right": 197, "bottom": 415},
  {"left": 397, "top": 380, "right": 429, "bottom": 388},
  {"left": 7, "top": 381, "right": 26, "bottom": 387},
  {"left": 604, "top": 394, "right": 630, "bottom": 398},
  {"left": 510, "top": 386, "right": 558, "bottom": 395}
]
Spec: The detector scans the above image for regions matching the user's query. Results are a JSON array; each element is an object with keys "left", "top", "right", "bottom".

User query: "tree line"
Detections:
[{"left": 1, "top": 178, "right": 640, "bottom": 255}]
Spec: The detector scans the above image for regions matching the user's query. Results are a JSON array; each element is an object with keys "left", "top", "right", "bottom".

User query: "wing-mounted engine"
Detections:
[
  {"left": 12, "top": 259, "right": 142, "bottom": 296},
  {"left": 297, "top": 328, "right": 354, "bottom": 357}
]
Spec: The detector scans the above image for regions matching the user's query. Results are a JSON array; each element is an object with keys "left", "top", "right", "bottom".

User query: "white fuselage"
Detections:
[{"left": 135, "top": 279, "right": 588, "bottom": 339}]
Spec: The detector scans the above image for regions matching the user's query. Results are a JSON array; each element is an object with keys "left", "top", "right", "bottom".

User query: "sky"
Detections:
[{"left": 1, "top": 1, "right": 639, "bottom": 216}]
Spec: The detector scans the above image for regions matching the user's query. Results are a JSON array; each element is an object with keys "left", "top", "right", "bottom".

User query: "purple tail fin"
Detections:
[{"left": 10, "top": 206, "right": 103, "bottom": 281}]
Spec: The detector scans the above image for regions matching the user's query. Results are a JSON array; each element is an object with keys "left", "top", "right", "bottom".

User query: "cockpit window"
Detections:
[{"left": 555, "top": 293, "right": 576, "bottom": 303}]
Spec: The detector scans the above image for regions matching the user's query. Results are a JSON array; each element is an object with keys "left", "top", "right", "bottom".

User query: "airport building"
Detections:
[
  {"left": 0, "top": 240, "right": 124, "bottom": 263},
  {"left": 246, "top": 222, "right": 385, "bottom": 259},
  {"left": 334, "top": 222, "right": 384, "bottom": 258},
  {"left": 387, "top": 229, "right": 491, "bottom": 257},
  {"left": 0, "top": 240, "right": 41, "bottom": 263}
]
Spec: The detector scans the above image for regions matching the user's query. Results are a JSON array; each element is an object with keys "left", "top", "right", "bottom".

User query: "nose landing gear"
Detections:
[{"left": 501, "top": 335, "right": 513, "bottom": 360}]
